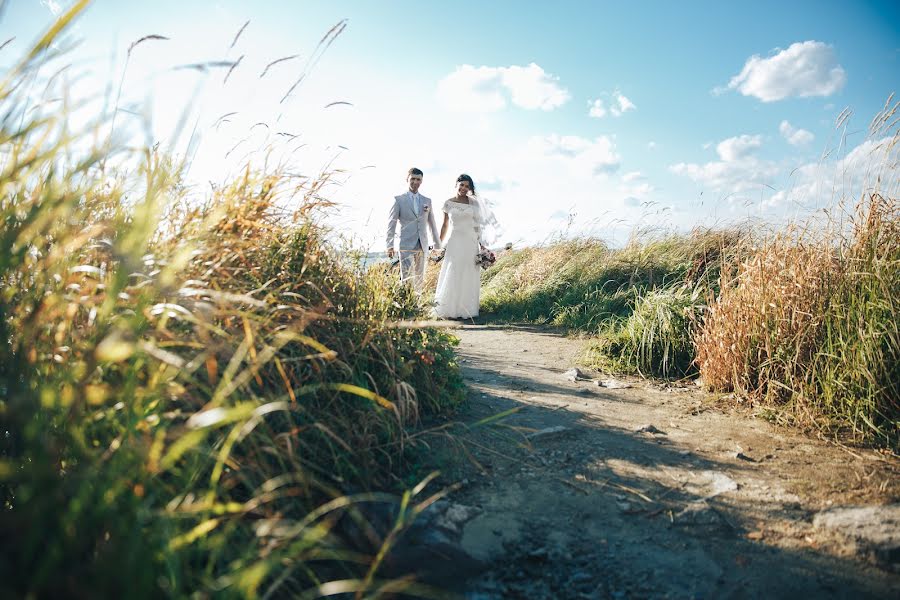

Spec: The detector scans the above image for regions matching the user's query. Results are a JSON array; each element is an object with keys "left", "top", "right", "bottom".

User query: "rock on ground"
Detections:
[{"left": 813, "top": 504, "right": 900, "bottom": 570}]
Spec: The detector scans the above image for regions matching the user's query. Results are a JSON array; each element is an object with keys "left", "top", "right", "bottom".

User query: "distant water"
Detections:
[
  {"left": 361, "top": 251, "right": 392, "bottom": 268},
  {"left": 361, "top": 247, "right": 509, "bottom": 268}
]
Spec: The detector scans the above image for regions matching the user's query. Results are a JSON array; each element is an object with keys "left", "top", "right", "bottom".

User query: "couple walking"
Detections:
[{"left": 386, "top": 168, "right": 498, "bottom": 319}]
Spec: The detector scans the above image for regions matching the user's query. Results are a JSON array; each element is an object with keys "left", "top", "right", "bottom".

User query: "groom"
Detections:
[{"left": 386, "top": 167, "right": 441, "bottom": 293}]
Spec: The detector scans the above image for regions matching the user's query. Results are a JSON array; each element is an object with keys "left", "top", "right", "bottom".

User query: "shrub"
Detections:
[{"left": 586, "top": 285, "right": 700, "bottom": 377}]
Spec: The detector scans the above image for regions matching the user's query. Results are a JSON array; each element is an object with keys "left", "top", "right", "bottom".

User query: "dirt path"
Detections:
[{"left": 423, "top": 324, "right": 899, "bottom": 599}]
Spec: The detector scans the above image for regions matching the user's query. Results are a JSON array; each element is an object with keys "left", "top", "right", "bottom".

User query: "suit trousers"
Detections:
[{"left": 399, "top": 242, "right": 426, "bottom": 293}]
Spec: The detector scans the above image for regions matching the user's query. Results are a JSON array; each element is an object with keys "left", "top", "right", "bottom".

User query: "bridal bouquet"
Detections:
[{"left": 475, "top": 247, "right": 496, "bottom": 269}]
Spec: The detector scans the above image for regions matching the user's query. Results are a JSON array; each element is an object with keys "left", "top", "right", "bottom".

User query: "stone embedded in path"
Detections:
[
  {"left": 429, "top": 501, "right": 483, "bottom": 536},
  {"left": 812, "top": 504, "right": 900, "bottom": 569},
  {"left": 635, "top": 424, "right": 666, "bottom": 435},
  {"left": 703, "top": 471, "right": 739, "bottom": 498},
  {"left": 563, "top": 367, "right": 588, "bottom": 381},
  {"left": 596, "top": 378, "right": 632, "bottom": 389},
  {"left": 526, "top": 425, "right": 570, "bottom": 441},
  {"left": 680, "top": 471, "right": 739, "bottom": 500},
  {"left": 732, "top": 451, "right": 757, "bottom": 462},
  {"left": 674, "top": 500, "right": 733, "bottom": 532},
  {"left": 388, "top": 500, "right": 485, "bottom": 583}
]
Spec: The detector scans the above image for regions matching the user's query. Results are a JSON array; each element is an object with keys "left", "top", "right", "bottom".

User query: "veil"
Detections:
[{"left": 469, "top": 192, "right": 502, "bottom": 248}]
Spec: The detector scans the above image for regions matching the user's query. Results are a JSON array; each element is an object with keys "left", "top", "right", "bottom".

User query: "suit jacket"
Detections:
[{"left": 386, "top": 191, "right": 442, "bottom": 251}]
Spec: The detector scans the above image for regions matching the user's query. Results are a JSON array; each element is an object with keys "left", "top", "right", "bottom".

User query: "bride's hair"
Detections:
[{"left": 456, "top": 173, "right": 475, "bottom": 193}]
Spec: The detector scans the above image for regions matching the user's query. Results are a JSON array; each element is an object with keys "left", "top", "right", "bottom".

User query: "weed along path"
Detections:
[{"left": 421, "top": 324, "right": 900, "bottom": 599}]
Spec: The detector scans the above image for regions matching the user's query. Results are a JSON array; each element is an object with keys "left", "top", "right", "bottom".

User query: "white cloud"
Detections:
[
  {"left": 716, "top": 134, "right": 762, "bottom": 161},
  {"left": 588, "top": 89, "right": 636, "bottom": 118},
  {"left": 502, "top": 64, "right": 571, "bottom": 110},
  {"left": 41, "top": 0, "right": 63, "bottom": 15},
  {"left": 437, "top": 63, "right": 570, "bottom": 112},
  {"left": 588, "top": 99, "right": 607, "bottom": 118},
  {"left": 527, "top": 134, "right": 621, "bottom": 177},
  {"left": 779, "top": 120, "right": 815, "bottom": 146},
  {"left": 670, "top": 134, "right": 777, "bottom": 196},
  {"left": 611, "top": 92, "right": 636, "bottom": 116},
  {"left": 724, "top": 41, "right": 846, "bottom": 102},
  {"left": 621, "top": 171, "right": 643, "bottom": 183},
  {"left": 670, "top": 158, "right": 779, "bottom": 196}
]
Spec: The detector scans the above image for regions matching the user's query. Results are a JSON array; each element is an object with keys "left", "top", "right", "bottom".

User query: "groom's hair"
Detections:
[{"left": 408, "top": 167, "right": 423, "bottom": 177}]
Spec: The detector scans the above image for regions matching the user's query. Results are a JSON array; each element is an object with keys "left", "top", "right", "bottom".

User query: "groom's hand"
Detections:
[{"left": 387, "top": 248, "right": 395, "bottom": 259}]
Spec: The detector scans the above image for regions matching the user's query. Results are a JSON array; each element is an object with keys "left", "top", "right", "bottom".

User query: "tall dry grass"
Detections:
[
  {"left": 1, "top": 6, "right": 464, "bottom": 597},
  {"left": 696, "top": 98, "right": 899, "bottom": 446},
  {"left": 697, "top": 193, "right": 899, "bottom": 445}
]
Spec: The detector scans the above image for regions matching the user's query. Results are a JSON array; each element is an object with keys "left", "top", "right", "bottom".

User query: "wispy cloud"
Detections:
[
  {"left": 766, "top": 136, "right": 895, "bottom": 208},
  {"left": 526, "top": 134, "right": 621, "bottom": 177},
  {"left": 40, "top": 0, "right": 63, "bottom": 15},
  {"left": 719, "top": 40, "right": 846, "bottom": 102},
  {"left": 588, "top": 89, "right": 636, "bottom": 118},
  {"left": 588, "top": 98, "right": 607, "bottom": 118},
  {"left": 611, "top": 92, "right": 636, "bottom": 116},
  {"left": 437, "top": 63, "right": 570, "bottom": 112}
]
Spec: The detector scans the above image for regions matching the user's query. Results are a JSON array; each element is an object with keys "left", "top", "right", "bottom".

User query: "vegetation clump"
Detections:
[{"left": 0, "top": 9, "right": 464, "bottom": 597}]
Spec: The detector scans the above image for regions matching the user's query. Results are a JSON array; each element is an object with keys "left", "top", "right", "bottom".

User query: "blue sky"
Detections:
[{"left": 3, "top": 0, "right": 899, "bottom": 247}]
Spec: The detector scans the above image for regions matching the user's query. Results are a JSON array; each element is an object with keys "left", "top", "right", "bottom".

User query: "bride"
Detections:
[{"left": 433, "top": 174, "right": 498, "bottom": 319}]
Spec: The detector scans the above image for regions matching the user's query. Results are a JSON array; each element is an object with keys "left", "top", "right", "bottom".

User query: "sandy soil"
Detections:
[{"left": 419, "top": 323, "right": 900, "bottom": 599}]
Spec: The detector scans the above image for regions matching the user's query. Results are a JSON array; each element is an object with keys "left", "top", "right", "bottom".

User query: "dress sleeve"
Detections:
[{"left": 442, "top": 200, "right": 451, "bottom": 214}]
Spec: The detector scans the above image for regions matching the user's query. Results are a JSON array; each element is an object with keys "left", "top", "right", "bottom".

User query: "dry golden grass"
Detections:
[
  {"left": 696, "top": 235, "right": 834, "bottom": 399},
  {"left": 696, "top": 193, "right": 899, "bottom": 445}
]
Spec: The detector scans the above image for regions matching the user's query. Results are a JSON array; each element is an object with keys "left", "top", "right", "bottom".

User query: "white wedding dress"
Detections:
[{"left": 434, "top": 200, "right": 481, "bottom": 318}]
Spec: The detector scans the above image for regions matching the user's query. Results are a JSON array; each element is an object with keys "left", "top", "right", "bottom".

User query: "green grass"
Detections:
[
  {"left": 481, "top": 230, "right": 737, "bottom": 329},
  {"left": 481, "top": 230, "right": 742, "bottom": 377},
  {"left": 0, "top": 8, "right": 465, "bottom": 597},
  {"left": 809, "top": 199, "right": 900, "bottom": 441},
  {"left": 585, "top": 284, "right": 701, "bottom": 378}
]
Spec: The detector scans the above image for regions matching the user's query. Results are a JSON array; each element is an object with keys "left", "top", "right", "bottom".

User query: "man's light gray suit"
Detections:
[{"left": 386, "top": 192, "right": 442, "bottom": 292}]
